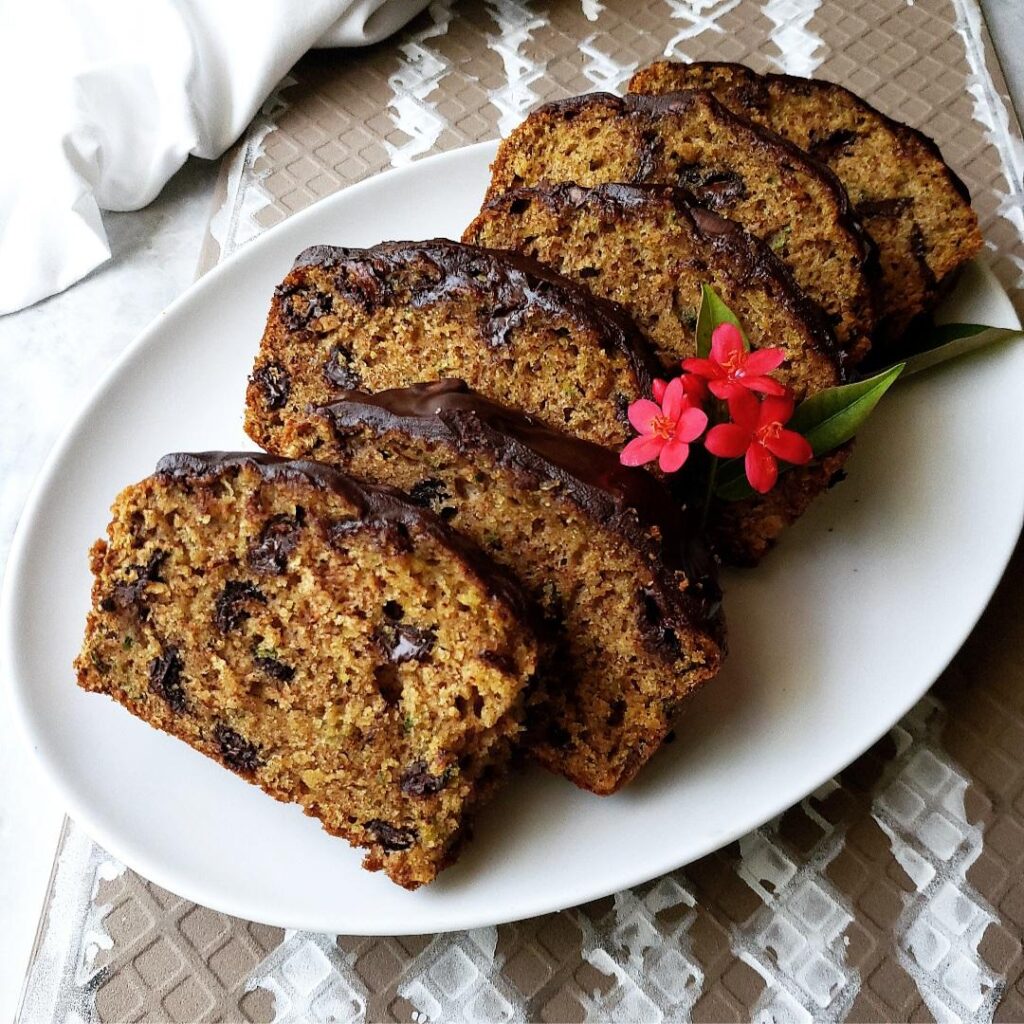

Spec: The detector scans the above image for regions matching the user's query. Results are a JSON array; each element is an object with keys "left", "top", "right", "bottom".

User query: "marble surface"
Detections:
[
  {"left": 0, "top": 7, "right": 1020, "bottom": 1019},
  {"left": 0, "top": 157, "right": 219, "bottom": 1024}
]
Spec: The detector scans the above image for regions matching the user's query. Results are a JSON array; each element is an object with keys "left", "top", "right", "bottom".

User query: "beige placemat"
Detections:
[{"left": 18, "top": 0, "right": 1024, "bottom": 1020}]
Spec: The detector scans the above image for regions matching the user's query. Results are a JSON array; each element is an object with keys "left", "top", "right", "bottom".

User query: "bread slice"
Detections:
[
  {"left": 75, "top": 452, "right": 540, "bottom": 889},
  {"left": 268, "top": 380, "right": 725, "bottom": 795},
  {"left": 629, "top": 62, "right": 983, "bottom": 350},
  {"left": 465, "top": 181, "right": 842, "bottom": 401},
  {"left": 485, "top": 90, "right": 876, "bottom": 363},
  {"left": 244, "top": 239, "right": 660, "bottom": 456}
]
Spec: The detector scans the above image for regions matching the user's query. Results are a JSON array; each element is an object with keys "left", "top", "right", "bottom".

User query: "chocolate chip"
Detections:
[
  {"left": 276, "top": 282, "right": 333, "bottom": 330},
  {"left": 508, "top": 196, "right": 530, "bottom": 215},
  {"left": 808, "top": 128, "right": 858, "bottom": 160},
  {"left": 214, "top": 580, "right": 266, "bottom": 632},
  {"left": 382, "top": 600, "right": 404, "bottom": 621},
  {"left": 251, "top": 362, "right": 291, "bottom": 410},
  {"left": 333, "top": 264, "right": 386, "bottom": 310},
  {"left": 214, "top": 723, "right": 262, "bottom": 774},
  {"left": 691, "top": 170, "right": 747, "bottom": 210},
  {"left": 480, "top": 649, "right": 516, "bottom": 675},
  {"left": 364, "top": 819, "right": 418, "bottom": 852},
  {"left": 107, "top": 550, "right": 167, "bottom": 614},
  {"left": 635, "top": 129, "right": 662, "bottom": 180},
  {"left": 323, "top": 344, "right": 361, "bottom": 390},
  {"left": 255, "top": 655, "right": 295, "bottom": 682},
  {"left": 148, "top": 647, "right": 187, "bottom": 713},
  {"left": 376, "top": 622, "right": 436, "bottom": 663},
  {"left": 856, "top": 196, "right": 914, "bottom": 218},
  {"left": 400, "top": 761, "right": 447, "bottom": 797},
  {"left": 908, "top": 221, "right": 937, "bottom": 288},
  {"left": 639, "top": 588, "right": 682, "bottom": 656},
  {"left": 249, "top": 511, "right": 303, "bottom": 574},
  {"left": 408, "top": 477, "right": 456, "bottom": 519}
]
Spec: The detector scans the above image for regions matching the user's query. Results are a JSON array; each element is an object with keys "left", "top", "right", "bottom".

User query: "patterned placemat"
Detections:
[{"left": 18, "top": 0, "right": 1024, "bottom": 1020}]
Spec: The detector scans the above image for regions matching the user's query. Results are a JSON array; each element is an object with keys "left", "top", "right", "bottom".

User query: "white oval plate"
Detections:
[{"left": 4, "top": 142, "right": 1022, "bottom": 935}]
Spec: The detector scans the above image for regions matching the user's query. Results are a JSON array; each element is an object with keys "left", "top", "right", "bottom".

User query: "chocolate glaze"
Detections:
[
  {"left": 471, "top": 181, "right": 845, "bottom": 378},
  {"left": 492, "top": 89, "right": 877, "bottom": 300},
  {"left": 633, "top": 61, "right": 973, "bottom": 204},
  {"left": 314, "top": 381, "right": 724, "bottom": 637},
  {"left": 154, "top": 452, "right": 537, "bottom": 630},
  {"left": 288, "top": 239, "right": 660, "bottom": 394}
]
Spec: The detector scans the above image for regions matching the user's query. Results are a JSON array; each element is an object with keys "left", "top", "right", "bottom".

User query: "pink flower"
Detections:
[
  {"left": 653, "top": 374, "right": 708, "bottom": 407},
  {"left": 621, "top": 377, "right": 709, "bottom": 473},
  {"left": 682, "top": 323, "right": 787, "bottom": 400},
  {"left": 704, "top": 390, "right": 813, "bottom": 494}
]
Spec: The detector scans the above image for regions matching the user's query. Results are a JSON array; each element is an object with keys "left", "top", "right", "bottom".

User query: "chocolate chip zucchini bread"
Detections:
[
  {"left": 465, "top": 182, "right": 842, "bottom": 401},
  {"left": 269, "top": 380, "right": 725, "bottom": 795},
  {"left": 484, "top": 90, "right": 876, "bottom": 363},
  {"left": 75, "top": 453, "right": 540, "bottom": 889},
  {"left": 628, "top": 62, "right": 983, "bottom": 350},
  {"left": 245, "top": 239, "right": 660, "bottom": 456}
]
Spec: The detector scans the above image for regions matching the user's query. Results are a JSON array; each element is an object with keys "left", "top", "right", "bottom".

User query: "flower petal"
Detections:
[
  {"left": 627, "top": 399, "right": 662, "bottom": 434},
  {"left": 659, "top": 437, "right": 691, "bottom": 473},
  {"left": 620, "top": 434, "right": 664, "bottom": 466},
  {"left": 704, "top": 423, "right": 751, "bottom": 459},
  {"left": 763, "top": 428, "right": 813, "bottom": 465},
  {"left": 710, "top": 322, "right": 744, "bottom": 365},
  {"left": 759, "top": 394, "right": 795, "bottom": 427},
  {"left": 662, "top": 376, "right": 686, "bottom": 421},
  {"left": 745, "top": 443, "right": 778, "bottom": 494},
  {"left": 708, "top": 379, "right": 741, "bottom": 400},
  {"left": 652, "top": 378, "right": 668, "bottom": 403},
  {"left": 744, "top": 347, "right": 786, "bottom": 374},
  {"left": 675, "top": 405, "right": 709, "bottom": 443},
  {"left": 680, "top": 357, "right": 722, "bottom": 380},
  {"left": 727, "top": 389, "right": 761, "bottom": 432},
  {"left": 681, "top": 374, "right": 708, "bottom": 405},
  {"left": 741, "top": 375, "right": 788, "bottom": 396}
]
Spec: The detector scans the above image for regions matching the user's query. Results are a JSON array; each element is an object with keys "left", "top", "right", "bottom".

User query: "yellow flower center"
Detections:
[{"left": 651, "top": 414, "right": 675, "bottom": 440}]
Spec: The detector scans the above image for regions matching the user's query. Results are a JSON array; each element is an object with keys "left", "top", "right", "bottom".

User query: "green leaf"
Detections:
[
  {"left": 788, "top": 362, "right": 904, "bottom": 457},
  {"left": 695, "top": 285, "right": 748, "bottom": 358},
  {"left": 899, "top": 323, "right": 1020, "bottom": 378},
  {"left": 714, "top": 460, "right": 755, "bottom": 501}
]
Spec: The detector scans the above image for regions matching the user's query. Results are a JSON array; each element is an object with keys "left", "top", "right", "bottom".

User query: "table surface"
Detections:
[{"left": 1, "top": 2, "right": 1022, "bottom": 1021}]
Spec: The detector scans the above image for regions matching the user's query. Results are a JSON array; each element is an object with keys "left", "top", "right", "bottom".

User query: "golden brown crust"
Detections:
[
  {"left": 629, "top": 62, "right": 983, "bottom": 352},
  {"left": 244, "top": 239, "right": 661, "bottom": 457},
  {"left": 465, "top": 181, "right": 843, "bottom": 399},
  {"left": 485, "top": 89, "right": 877, "bottom": 363},
  {"left": 75, "top": 455, "right": 540, "bottom": 888}
]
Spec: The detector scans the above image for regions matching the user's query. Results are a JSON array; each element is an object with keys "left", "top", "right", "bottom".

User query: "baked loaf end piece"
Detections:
[
  {"left": 244, "top": 239, "right": 659, "bottom": 456},
  {"left": 270, "top": 380, "right": 725, "bottom": 795},
  {"left": 75, "top": 453, "right": 539, "bottom": 889},
  {"left": 485, "top": 90, "right": 876, "bottom": 364},
  {"left": 465, "top": 182, "right": 842, "bottom": 402},
  {"left": 629, "top": 62, "right": 983, "bottom": 349}
]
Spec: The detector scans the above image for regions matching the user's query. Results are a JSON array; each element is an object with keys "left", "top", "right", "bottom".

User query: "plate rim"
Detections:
[{"left": 3, "top": 140, "right": 1022, "bottom": 935}]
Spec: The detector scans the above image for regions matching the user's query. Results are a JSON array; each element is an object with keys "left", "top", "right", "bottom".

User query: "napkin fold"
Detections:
[{"left": 0, "top": 0, "right": 430, "bottom": 315}]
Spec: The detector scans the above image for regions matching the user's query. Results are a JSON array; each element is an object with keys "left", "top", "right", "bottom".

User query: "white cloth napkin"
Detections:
[{"left": 0, "top": 0, "right": 430, "bottom": 315}]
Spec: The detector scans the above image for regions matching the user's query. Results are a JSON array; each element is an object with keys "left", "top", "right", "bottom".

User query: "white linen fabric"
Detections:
[{"left": 0, "top": 0, "right": 429, "bottom": 315}]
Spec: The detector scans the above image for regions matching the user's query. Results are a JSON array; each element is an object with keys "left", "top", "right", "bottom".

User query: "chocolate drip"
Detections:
[{"left": 315, "top": 381, "right": 723, "bottom": 633}]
